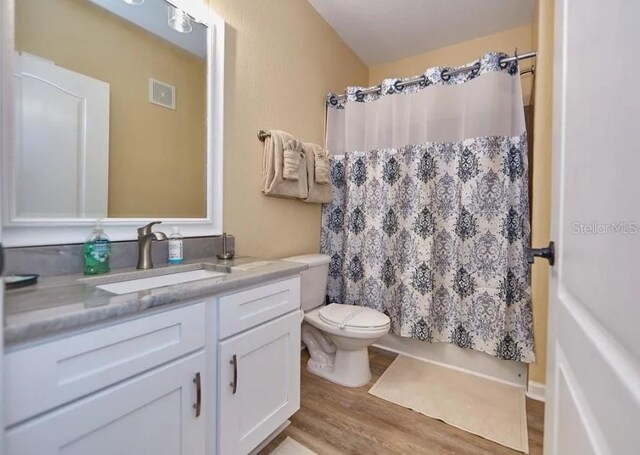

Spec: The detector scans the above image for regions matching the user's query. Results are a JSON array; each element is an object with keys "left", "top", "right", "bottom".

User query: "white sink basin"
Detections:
[{"left": 96, "top": 269, "right": 225, "bottom": 295}]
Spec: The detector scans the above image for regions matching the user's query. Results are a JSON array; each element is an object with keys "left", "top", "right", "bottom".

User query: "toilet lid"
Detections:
[{"left": 318, "top": 303, "right": 390, "bottom": 330}]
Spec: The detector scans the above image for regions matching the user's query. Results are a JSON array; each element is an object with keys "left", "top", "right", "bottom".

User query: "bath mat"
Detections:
[
  {"left": 270, "top": 437, "right": 317, "bottom": 455},
  {"left": 369, "top": 355, "right": 529, "bottom": 453}
]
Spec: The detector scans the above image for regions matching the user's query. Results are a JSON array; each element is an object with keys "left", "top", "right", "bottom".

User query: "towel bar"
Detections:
[{"left": 257, "top": 130, "right": 270, "bottom": 142}]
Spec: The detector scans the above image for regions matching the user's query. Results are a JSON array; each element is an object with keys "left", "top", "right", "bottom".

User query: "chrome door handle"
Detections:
[
  {"left": 230, "top": 354, "right": 238, "bottom": 394},
  {"left": 193, "top": 372, "right": 202, "bottom": 417}
]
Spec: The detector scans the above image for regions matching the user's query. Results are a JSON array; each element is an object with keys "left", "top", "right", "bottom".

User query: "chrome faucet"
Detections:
[{"left": 136, "top": 221, "right": 168, "bottom": 269}]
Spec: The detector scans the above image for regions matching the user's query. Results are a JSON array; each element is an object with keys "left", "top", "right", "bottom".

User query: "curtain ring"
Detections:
[
  {"left": 471, "top": 62, "right": 481, "bottom": 76},
  {"left": 328, "top": 94, "right": 338, "bottom": 106},
  {"left": 441, "top": 68, "right": 451, "bottom": 81},
  {"left": 419, "top": 74, "right": 428, "bottom": 87},
  {"left": 393, "top": 79, "right": 404, "bottom": 92},
  {"left": 499, "top": 52, "right": 509, "bottom": 69},
  {"left": 506, "top": 47, "right": 519, "bottom": 75},
  {"left": 355, "top": 89, "right": 365, "bottom": 102}
]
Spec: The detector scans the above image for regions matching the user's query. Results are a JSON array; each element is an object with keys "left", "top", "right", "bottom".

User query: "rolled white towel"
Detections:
[
  {"left": 314, "top": 147, "right": 331, "bottom": 184},
  {"left": 302, "top": 142, "right": 332, "bottom": 204},
  {"left": 283, "top": 139, "right": 302, "bottom": 180}
]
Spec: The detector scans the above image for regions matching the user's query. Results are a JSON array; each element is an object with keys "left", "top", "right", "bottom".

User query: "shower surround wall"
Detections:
[{"left": 321, "top": 52, "right": 534, "bottom": 383}]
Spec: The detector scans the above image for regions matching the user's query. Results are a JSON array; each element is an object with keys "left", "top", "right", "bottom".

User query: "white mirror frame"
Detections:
[{"left": 1, "top": 0, "right": 224, "bottom": 247}]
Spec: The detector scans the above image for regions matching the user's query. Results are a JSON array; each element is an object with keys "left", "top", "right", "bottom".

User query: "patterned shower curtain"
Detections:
[{"left": 320, "top": 53, "right": 535, "bottom": 363}]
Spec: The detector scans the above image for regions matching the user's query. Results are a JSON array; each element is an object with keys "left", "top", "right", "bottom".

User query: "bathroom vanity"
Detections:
[{"left": 3, "top": 259, "right": 305, "bottom": 455}]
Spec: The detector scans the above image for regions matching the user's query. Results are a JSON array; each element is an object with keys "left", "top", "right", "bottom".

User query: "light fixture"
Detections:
[
  {"left": 167, "top": 6, "right": 192, "bottom": 34},
  {"left": 122, "top": 0, "right": 144, "bottom": 5}
]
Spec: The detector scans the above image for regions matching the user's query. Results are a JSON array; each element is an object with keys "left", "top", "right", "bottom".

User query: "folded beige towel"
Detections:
[
  {"left": 314, "top": 146, "right": 331, "bottom": 184},
  {"left": 262, "top": 130, "right": 308, "bottom": 199},
  {"left": 302, "top": 142, "right": 333, "bottom": 204},
  {"left": 283, "top": 139, "right": 303, "bottom": 180}
]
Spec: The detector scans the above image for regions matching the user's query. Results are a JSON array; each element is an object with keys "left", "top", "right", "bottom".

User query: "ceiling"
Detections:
[{"left": 307, "top": 0, "right": 535, "bottom": 66}]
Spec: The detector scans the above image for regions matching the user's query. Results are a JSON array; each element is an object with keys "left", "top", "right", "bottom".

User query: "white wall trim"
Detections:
[{"left": 526, "top": 380, "right": 546, "bottom": 402}]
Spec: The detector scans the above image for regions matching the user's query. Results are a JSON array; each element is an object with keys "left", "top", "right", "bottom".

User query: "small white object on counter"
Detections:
[{"left": 168, "top": 226, "right": 184, "bottom": 264}]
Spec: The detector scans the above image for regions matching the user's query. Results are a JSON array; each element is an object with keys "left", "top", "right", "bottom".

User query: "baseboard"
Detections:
[{"left": 526, "top": 381, "right": 546, "bottom": 402}]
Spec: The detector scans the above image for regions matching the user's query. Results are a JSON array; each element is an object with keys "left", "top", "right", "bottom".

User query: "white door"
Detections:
[
  {"left": 218, "top": 311, "right": 302, "bottom": 455},
  {"left": 0, "top": 0, "right": 5, "bottom": 446},
  {"left": 544, "top": 1, "right": 640, "bottom": 454},
  {"left": 5, "top": 352, "right": 206, "bottom": 455},
  {"left": 13, "top": 52, "right": 109, "bottom": 218}
]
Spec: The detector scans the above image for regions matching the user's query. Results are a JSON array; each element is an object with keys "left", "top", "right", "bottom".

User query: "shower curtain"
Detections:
[{"left": 321, "top": 52, "right": 534, "bottom": 363}]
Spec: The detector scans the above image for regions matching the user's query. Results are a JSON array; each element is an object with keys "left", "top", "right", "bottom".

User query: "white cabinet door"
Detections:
[
  {"left": 6, "top": 351, "right": 206, "bottom": 455},
  {"left": 218, "top": 311, "right": 302, "bottom": 455}
]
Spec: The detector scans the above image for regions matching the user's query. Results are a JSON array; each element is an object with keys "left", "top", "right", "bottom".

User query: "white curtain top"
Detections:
[{"left": 326, "top": 52, "right": 526, "bottom": 155}]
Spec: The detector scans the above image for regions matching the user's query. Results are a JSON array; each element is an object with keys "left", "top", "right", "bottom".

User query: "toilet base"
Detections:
[{"left": 307, "top": 347, "right": 372, "bottom": 388}]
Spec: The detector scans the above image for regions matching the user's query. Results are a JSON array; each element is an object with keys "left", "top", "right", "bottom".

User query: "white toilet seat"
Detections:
[
  {"left": 305, "top": 305, "right": 390, "bottom": 339},
  {"left": 318, "top": 303, "right": 390, "bottom": 330}
]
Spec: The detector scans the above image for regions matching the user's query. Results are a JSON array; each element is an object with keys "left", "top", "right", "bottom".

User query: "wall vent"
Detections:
[{"left": 149, "top": 78, "right": 176, "bottom": 110}]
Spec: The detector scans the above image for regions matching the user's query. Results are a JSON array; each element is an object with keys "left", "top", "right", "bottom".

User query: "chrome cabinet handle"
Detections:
[
  {"left": 193, "top": 372, "right": 202, "bottom": 417},
  {"left": 230, "top": 354, "right": 238, "bottom": 394}
]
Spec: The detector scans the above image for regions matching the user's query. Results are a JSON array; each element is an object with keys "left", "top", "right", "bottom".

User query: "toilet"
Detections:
[{"left": 284, "top": 254, "right": 390, "bottom": 387}]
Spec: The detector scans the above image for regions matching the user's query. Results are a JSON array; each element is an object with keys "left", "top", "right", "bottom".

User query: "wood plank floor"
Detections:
[{"left": 260, "top": 348, "right": 544, "bottom": 455}]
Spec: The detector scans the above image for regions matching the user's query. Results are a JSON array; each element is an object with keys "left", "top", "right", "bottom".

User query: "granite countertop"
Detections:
[{"left": 4, "top": 256, "right": 307, "bottom": 347}]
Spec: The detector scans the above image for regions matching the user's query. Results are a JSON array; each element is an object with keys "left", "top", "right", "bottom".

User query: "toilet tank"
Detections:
[{"left": 283, "top": 254, "right": 330, "bottom": 311}]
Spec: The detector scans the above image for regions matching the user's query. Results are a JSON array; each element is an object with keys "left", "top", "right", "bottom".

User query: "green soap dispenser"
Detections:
[{"left": 83, "top": 219, "right": 111, "bottom": 275}]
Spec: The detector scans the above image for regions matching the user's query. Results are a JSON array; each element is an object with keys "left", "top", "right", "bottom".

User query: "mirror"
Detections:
[{"left": 12, "top": 0, "right": 208, "bottom": 219}]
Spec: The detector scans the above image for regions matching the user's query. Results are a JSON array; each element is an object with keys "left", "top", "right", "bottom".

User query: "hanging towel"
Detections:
[
  {"left": 262, "top": 130, "right": 308, "bottom": 199},
  {"left": 283, "top": 139, "right": 303, "bottom": 180},
  {"left": 314, "top": 146, "right": 331, "bottom": 184},
  {"left": 302, "top": 142, "right": 332, "bottom": 204}
]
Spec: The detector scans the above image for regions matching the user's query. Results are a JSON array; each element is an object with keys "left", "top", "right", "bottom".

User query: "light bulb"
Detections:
[{"left": 168, "top": 6, "right": 193, "bottom": 34}]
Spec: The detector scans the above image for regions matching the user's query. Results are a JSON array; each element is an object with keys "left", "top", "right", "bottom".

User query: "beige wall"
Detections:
[
  {"left": 528, "top": 0, "right": 554, "bottom": 385},
  {"left": 208, "top": 0, "right": 368, "bottom": 258},
  {"left": 369, "top": 25, "right": 535, "bottom": 106},
  {"left": 16, "top": 0, "right": 206, "bottom": 218}
]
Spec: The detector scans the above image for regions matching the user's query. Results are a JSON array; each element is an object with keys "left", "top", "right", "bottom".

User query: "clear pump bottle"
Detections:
[{"left": 168, "top": 226, "right": 184, "bottom": 264}]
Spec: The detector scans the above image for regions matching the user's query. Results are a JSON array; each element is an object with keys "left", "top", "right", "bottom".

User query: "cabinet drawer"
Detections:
[
  {"left": 5, "top": 302, "right": 205, "bottom": 427},
  {"left": 217, "top": 277, "right": 300, "bottom": 339}
]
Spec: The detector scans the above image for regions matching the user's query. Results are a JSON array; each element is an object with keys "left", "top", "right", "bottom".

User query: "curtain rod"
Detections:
[{"left": 331, "top": 50, "right": 537, "bottom": 102}]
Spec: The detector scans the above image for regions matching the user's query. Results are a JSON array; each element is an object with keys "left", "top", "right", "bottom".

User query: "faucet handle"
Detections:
[{"left": 137, "top": 221, "right": 162, "bottom": 236}]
